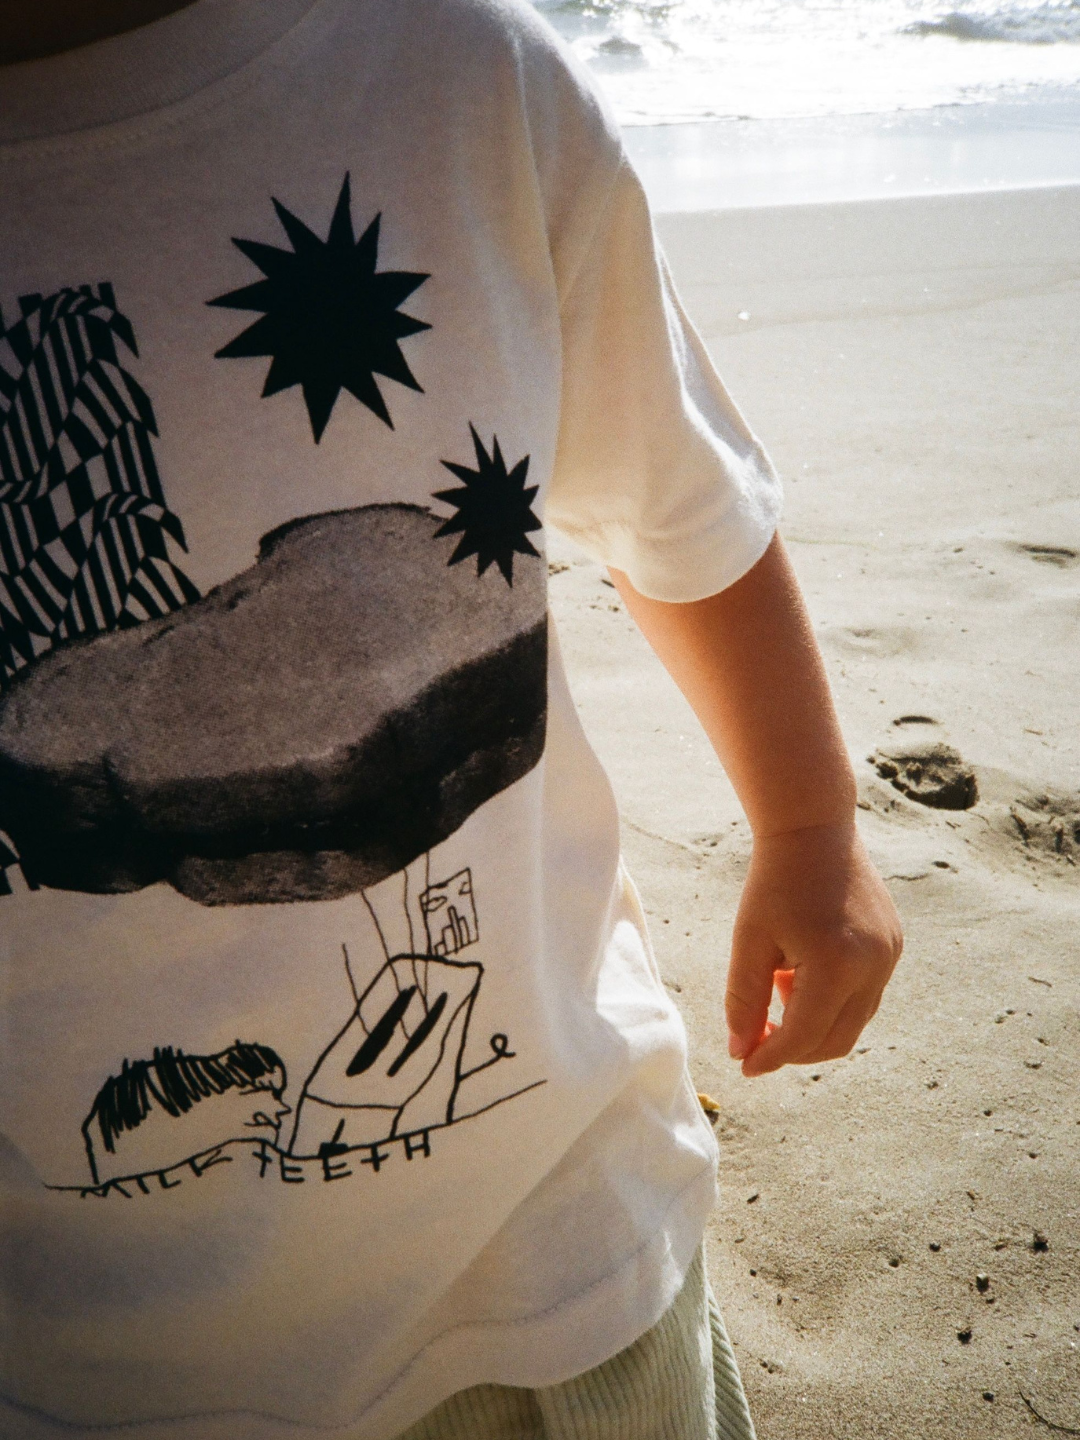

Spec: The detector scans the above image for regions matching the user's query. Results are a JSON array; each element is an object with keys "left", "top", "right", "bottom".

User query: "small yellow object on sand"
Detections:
[{"left": 697, "top": 1092, "right": 721, "bottom": 1124}]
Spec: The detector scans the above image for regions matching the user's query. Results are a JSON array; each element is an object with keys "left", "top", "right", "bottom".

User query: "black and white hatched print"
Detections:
[
  {"left": 0, "top": 284, "right": 198, "bottom": 686},
  {"left": 0, "top": 283, "right": 198, "bottom": 897}
]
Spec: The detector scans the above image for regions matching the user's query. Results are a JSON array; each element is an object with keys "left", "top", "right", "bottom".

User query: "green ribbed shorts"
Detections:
[{"left": 396, "top": 1247, "right": 757, "bottom": 1440}]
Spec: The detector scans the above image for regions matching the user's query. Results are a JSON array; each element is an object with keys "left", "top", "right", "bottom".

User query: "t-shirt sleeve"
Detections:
[{"left": 544, "top": 155, "right": 782, "bottom": 603}]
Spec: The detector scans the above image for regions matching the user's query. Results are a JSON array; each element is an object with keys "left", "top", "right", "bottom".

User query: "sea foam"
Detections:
[
  {"left": 534, "top": 0, "right": 1080, "bottom": 122},
  {"left": 906, "top": 4, "right": 1080, "bottom": 44}
]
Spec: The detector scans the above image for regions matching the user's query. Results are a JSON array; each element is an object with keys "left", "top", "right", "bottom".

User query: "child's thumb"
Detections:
[{"left": 725, "top": 928, "right": 782, "bottom": 1061}]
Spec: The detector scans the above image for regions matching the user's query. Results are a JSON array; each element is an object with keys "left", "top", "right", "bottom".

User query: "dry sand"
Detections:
[{"left": 549, "top": 185, "right": 1080, "bottom": 1439}]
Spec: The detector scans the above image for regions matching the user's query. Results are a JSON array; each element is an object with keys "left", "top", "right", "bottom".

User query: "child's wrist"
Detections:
[
  {"left": 751, "top": 813, "right": 858, "bottom": 843},
  {"left": 748, "top": 787, "right": 859, "bottom": 843}
]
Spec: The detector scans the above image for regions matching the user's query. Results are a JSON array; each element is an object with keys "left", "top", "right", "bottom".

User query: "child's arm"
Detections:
[{"left": 609, "top": 533, "right": 903, "bottom": 1078}]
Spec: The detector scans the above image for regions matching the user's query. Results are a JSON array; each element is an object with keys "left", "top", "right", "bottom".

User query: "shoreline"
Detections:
[{"left": 623, "top": 91, "right": 1080, "bottom": 212}]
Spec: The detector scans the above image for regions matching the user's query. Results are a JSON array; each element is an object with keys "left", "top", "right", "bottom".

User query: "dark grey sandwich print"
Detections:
[{"left": 0, "top": 502, "right": 546, "bottom": 903}]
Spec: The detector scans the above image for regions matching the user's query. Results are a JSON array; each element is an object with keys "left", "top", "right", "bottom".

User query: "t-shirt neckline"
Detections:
[{"left": 0, "top": 0, "right": 324, "bottom": 147}]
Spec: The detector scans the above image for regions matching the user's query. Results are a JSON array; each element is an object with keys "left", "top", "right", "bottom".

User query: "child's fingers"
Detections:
[
  {"left": 725, "top": 926, "right": 783, "bottom": 1059},
  {"left": 773, "top": 968, "right": 795, "bottom": 1005},
  {"left": 813, "top": 986, "right": 882, "bottom": 1060},
  {"left": 741, "top": 964, "right": 884, "bottom": 1076},
  {"left": 739, "top": 969, "right": 849, "bottom": 1076}
]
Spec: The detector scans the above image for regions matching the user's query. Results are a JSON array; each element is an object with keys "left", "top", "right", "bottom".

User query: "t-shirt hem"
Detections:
[
  {"left": 0, "top": 1153, "right": 717, "bottom": 1440},
  {"left": 348, "top": 1151, "right": 720, "bottom": 1440},
  {"left": 552, "top": 482, "right": 781, "bottom": 604}
]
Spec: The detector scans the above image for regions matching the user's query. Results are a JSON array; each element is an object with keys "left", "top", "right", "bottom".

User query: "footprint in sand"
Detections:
[
  {"left": 1008, "top": 793, "right": 1080, "bottom": 864},
  {"left": 869, "top": 740, "right": 979, "bottom": 811},
  {"left": 822, "top": 624, "right": 918, "bottom": 660},
  {"left": 1011, "top": 543, "right": 1079, "bottom": 569}
]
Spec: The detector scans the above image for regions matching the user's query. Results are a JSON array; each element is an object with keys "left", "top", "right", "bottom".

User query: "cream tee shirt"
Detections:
[{"left": 0, "top": 0, "right": 781, "bottom": 1435}]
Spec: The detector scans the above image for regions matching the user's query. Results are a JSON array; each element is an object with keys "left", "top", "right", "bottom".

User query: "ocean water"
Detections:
[{"left": 534, "top": 0, "right": 1080, "bottom": 122}]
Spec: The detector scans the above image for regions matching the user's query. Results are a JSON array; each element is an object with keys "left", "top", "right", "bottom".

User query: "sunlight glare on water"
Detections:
[{"left": 533, "top": 0, "right": 1080, "bottom": 121}]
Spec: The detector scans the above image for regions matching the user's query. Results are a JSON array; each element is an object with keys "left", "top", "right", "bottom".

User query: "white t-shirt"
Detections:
[{"left": 0, "top": 1, "right": 780, "bottom": 1435}]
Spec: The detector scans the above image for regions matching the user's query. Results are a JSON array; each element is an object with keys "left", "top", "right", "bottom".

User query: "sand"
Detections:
[{"left": 548, "top": 184, "right": 1080, "bottom": 1439}]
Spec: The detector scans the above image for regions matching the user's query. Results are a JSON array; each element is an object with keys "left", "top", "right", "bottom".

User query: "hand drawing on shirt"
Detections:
[
  {"left": 51, "top": 863, "right": 544, "bottom": 1198},
  {"left": 286, "top": 953, "right": 484, "bottom": 1159},
  {"left": 286, "top": 864, "right": 519, "bottom": 1161},
  {"left": 420, "top": 867, "right": 478, "bottom": 954},
  {"left": 80, "top": 1041, "right": 289, "bottom": 1188}
]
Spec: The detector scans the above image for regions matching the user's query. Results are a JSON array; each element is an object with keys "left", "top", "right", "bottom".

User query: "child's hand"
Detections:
[
  {"left": 725, "top": 821, "right": 902, "bottom": 1077},
  {"left": 609, "top": 540, "right": 904, "bottom": 1074}
]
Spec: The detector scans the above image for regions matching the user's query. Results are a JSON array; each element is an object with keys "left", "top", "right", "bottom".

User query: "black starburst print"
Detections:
[
  {"left": 208, "top": 174, "right": 430, "bottom": 442},
  {"left": 433, "top": 426, "right": 541, "bottom": 586}
]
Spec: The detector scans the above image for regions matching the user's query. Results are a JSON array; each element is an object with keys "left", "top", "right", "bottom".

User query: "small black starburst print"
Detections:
[
  {"left": 433, "top": 426, "right": 541, "bottom": 586},
  {"left": 208, "top": 174, "right": 430, "bottom": 442}
]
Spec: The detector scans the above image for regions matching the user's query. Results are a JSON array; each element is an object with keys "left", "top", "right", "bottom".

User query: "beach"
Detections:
[
  {"left": 623, "top": 95, "right": 1080, "bottom": 212},
  {"left": 548, "top": 179, "right": 1080, "bottom": 1436}
]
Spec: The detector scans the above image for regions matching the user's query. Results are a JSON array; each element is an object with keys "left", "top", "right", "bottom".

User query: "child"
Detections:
[{"left": 0, "top": 0, "right": 902, "bottom": 1436}]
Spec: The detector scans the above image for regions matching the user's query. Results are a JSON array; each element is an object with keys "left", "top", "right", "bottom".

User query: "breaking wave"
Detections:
[
  {"left": 907, "top": 3, "right": 1080, "bottom": 43},
  {"left": 533, "top": 0, "right": 1080, "bottom": 121}
]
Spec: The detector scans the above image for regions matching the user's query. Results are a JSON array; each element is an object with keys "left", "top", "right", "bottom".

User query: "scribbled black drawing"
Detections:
[
  {"left": 434, "top": 425, "right": 540, "bottom": 585},
  {"left": 0, "top": 828, "right": 29, "bottom": 898},
  {"left": 0, "top": 503, "right": 545, "bottom": 901},
  {"left": 288, "top": 863, "right": 522, "bottom": 1161},
  {"left": 421, "top": 868, "right": 478, "bottom": 954},
  {"left": 80, "top": 1041, "right": 288, "bottom": 1186},
  {"left": 0, "top": 284, "right": 198, "bottom": 687},
  {"left": 287, "top": 952, "right": 485, "bottom": 1158},
  {"left": 51, "top": 864, "right": 544, "bottom": 1198},
  {"left": 208, "top": 174, "right": 430, "bottom": 441}
]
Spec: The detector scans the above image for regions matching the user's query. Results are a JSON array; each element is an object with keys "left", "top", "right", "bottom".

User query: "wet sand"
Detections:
[
  {"left": 623, "top": 97, "right": 1080, "bottom": 213},
  {"left": 549, "top": 183, "right": 1080, "bottom": 1438}
]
